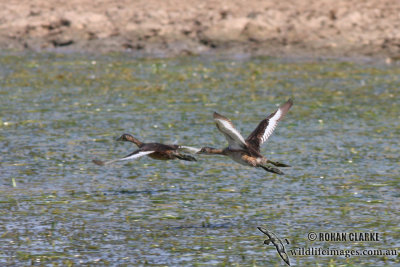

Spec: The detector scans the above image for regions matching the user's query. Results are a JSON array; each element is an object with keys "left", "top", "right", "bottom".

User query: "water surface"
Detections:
[{"left": 0, "top": 53, "right": 399, "bottom": 266}]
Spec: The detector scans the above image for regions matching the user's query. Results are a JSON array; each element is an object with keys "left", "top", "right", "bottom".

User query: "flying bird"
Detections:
[
  {"left": 93, "top": 133, "right": 199, "bottom": 166},
  {"left": 197, "top": 99, "right": 293, "bottom": 174}
]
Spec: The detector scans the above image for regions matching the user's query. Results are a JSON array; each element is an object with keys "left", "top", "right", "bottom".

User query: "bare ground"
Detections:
[{"left": 1, "top": 0, "right": 400, "bottom": 58}]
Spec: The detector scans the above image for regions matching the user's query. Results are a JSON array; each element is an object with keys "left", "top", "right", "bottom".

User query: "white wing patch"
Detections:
[
  {"left": 118, "top": 150, "right": 154, "bottom": 162},
  {"left": 214, "top": 116, "right": 246, "bottom": 149},
  {"left": 97, "top": 150, "right": 154, "bottom": 165},
  {"left": 261, "top": 108, "right": 282, "bottom": 144},
  {"left": 178, "top": 146, "right": 201, "bottom": 154}
]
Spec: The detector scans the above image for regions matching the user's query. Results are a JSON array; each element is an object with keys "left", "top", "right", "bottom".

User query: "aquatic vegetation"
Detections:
[{"left": 0, "top": 53, "right": 399, "bottom": 266}]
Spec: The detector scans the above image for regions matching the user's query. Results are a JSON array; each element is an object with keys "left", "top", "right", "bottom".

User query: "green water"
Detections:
[{"left": 0, "top": 53, "right": 399, "bottom": 266}]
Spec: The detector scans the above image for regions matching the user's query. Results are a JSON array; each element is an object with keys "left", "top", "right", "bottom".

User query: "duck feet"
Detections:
[
  {"left": 175, "top": 154, "right": 197, "bottom": 162},
  {"left": 267, "top": 160, "right": 291, "bottom": 167},
  {"left": 260, "top": 165, "right": 284, "bottom": 175}
]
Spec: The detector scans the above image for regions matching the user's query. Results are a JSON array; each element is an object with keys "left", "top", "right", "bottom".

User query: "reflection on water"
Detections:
[{"left": 0, "top": 54, "right": 399, "bottom": 265}]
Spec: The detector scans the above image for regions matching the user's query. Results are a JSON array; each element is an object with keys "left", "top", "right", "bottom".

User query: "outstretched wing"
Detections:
[
  {"left": 213, "top": 112, "right": 247, "bottom": 149},
  {"left": 246, "top": 99, "right": 293, "bottom": 151},
  {"left": 93, "top": 150, "right": 154, "bottom": 166}
]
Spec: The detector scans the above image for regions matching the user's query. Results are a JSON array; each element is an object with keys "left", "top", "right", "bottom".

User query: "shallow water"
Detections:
[{"left": 0, "top": 53, "right": 399, "bottom": 266}]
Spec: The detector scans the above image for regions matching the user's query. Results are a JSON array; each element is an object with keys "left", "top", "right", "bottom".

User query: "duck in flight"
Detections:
[
  {"left": 197, "top": 99, "right": 293, "bottom": 175},
  {"left": 93, "top": 133, "right": 199, "bottom": 166}
]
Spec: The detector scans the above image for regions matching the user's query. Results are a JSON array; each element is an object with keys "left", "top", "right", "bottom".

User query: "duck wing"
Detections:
[
  {"left": 141, "top": 143, "right": 178, "bottom": 152},
  {"left": 93, "top": 150, "right": 154, "bottom": 166},
  {"left": 213, "top": 112, "right": 247, "bottom": 149},
  {"left": 143, "top": 143, "right": 201, "bottom": 153},
  {"left": 246, "top": 99, "right": 293, "bottom": 151},
  {"left": 177, "top": 146, "right": 201, "bottom": 154}
]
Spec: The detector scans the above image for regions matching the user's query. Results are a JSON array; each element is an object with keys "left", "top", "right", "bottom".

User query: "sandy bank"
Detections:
[{"left": 1, "top": 0, "right": 399, "bottom": 58}]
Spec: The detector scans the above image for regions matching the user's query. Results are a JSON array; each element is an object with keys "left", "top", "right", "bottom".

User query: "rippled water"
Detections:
[{"left": 0, "top": 53, "right": 399, "bottom": 266}]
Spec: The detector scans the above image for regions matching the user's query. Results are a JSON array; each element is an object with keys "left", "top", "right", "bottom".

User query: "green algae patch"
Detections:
[{"left": 0, "top": 53, "right": 399, "bottom": 266}]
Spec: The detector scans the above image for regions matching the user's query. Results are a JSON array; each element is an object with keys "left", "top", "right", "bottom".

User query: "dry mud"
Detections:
[{"left": 1, "top": 0, "right": 400, "bottom": 58}]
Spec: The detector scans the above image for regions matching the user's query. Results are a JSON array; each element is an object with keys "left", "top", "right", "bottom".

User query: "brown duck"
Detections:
[
  {"left": 93, "top": 133, "right": 199, "bottom": 166},
  {"left": 197, "top": 99, "right": 293, "bottom": 175}
]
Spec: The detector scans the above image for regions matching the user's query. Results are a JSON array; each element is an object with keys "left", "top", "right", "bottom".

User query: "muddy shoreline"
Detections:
[{"left": 1, "top": 0, "right": 399, "bottom": 59}]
